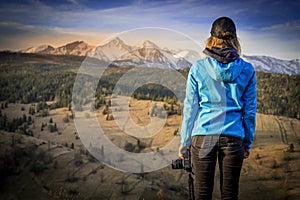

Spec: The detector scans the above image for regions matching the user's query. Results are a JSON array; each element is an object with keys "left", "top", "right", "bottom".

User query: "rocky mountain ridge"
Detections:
[{"left": 21, "top": 38, "right": 300, "bottom": 74}]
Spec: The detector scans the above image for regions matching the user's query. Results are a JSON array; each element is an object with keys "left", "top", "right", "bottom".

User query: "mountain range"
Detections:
[{"left": 21, "top": 37, "right": 300, "bottom": 75}]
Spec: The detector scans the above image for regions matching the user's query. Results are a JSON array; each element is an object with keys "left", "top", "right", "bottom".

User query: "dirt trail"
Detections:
[{"left": 274, "top": 116, "right": 288, "bottom": 144}]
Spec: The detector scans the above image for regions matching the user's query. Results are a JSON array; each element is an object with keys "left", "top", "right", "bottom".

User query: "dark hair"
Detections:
[
  {"left": 205, "top": 17, "right": 241, "bottom": 55},
  {"left": 210, "top": 17, "right": 237, "bottom": 40}
]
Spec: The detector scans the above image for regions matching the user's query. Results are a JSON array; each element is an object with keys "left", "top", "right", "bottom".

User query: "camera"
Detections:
[
  {"left": 171, "top": 148, "right": 192, "bottom": 172},
  {"left": 172, "top": 149, "right": 195, "bottom": 200}
]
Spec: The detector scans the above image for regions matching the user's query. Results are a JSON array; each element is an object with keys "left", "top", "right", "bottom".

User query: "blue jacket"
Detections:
[{"left": 180, "top": 57, "right": 256, "bottom": 149}]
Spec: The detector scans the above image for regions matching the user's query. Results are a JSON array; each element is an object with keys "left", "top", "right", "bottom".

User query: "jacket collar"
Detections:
[{"left": 203, "top": 47, "right": 239, "bottom": 64}]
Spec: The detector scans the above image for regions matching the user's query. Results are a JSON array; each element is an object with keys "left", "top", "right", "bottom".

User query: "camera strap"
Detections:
[{"left": 188, "top": 172, "right": 195, "bottom": 200}]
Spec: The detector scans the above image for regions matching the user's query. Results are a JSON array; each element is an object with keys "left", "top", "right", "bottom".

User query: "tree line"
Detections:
[
  {"left": 256, "top": 71, "right": 300, "bottom": 119},
  {"left": 0, "top": 52, "right": 299, "bottom": 120}
]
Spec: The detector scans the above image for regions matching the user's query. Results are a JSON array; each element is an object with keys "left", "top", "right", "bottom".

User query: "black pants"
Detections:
[{"left": 191, "top": 135, "right": 244, "bottom": 200}]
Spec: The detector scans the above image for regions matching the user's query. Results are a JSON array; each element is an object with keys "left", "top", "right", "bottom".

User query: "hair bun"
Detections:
[{"left": 210, "top": 17, "right": 237, "bottom": 40}]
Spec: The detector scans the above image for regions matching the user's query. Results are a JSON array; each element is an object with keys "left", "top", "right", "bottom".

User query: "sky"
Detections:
[{"left": 0, "top": 0, "right": 299, "bottom": 60}]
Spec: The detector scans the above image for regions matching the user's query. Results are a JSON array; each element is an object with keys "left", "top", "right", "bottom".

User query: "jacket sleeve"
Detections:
[
  {"left": 180, "top": 66, "right": 200, "bottom": 147},
  {"left": 242, "top": 69, "right": 256, "bottom": 149}
]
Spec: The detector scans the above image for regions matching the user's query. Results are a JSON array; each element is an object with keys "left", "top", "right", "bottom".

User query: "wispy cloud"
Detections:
[
  {"left": 262, "top": 20, "right": 300, "bottom": 32},
  {"left": 0, "top": 0, "right": 299, "bottom": 59},
  {"left": 0, "top": 21, "right": 110, "bottom": 50}
]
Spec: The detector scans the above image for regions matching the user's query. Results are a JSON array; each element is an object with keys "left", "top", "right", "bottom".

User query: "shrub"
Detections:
[
  {"left": 287, "top": 143, "right": 295, "bottom": 152},
  {"left": 173, "top": 128, "right": 179, "bottom": 136},
  {"left": 63, "top": 114, "right": 69, "bottom": 123},
  {"left": 255, "top": 153, "right": 260, "bottom": 159}
]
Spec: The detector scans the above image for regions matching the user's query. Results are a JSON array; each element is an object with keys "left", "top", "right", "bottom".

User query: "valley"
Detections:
[
  {"left": 0, "top": 101, "right": 300, "bottom": 199},
  {"left": 0, "top": 51, "right": 299, "bottom": 199}
]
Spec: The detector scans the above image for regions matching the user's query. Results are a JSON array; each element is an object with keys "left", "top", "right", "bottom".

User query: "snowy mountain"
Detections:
[
  {"left": 52, "top": 41, "right": 94, "bottom": 56},
  {"left": 22, "top": 45, "right": 54, "bottom": 54},
  {"left": 115, "top": 40, "right": 180, "bottom": 69},
  {"left": 174, "top": 50, "right": 200, "bottom": 64},
  {"left": 22, "top": 41, "right": 94, "bottom": 56},
  {"left": 91, "top": 38, "right": 194, "bottom": 69},
  {"left": 91, "top": 37, "right": 133, "bottom": 62},
  {"left": 242, "top": 55, "right": 300, "bottom": 75},
  {"left": 20, "top": 38, "right": 300, "bottom": 75}
]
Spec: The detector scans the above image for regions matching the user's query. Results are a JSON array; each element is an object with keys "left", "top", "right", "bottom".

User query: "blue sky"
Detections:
[{"left": 0, "top": 0, "right": 299, "bottom": 60}]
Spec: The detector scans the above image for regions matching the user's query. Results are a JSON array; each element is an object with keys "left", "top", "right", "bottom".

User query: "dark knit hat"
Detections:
[{"left": 210, "top": 17, "right": 237, "bottom": 40}]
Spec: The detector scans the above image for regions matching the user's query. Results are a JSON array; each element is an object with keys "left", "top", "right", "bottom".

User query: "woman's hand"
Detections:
[
  {"left": 178, "top": 145, "right": 189, "bottom": 159},
  {"left": 244, "top": 148, "right": 250, "bottom": 159}
]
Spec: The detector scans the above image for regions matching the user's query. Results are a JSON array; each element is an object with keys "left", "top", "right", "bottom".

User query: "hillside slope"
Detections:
[{"left": 0, "top": 103, "right": 299, "bottom": 199}]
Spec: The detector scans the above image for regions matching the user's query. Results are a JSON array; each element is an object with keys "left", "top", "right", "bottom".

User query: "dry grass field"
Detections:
[{"left": 0, "top": 101, "right": 299, "bottom": 199}]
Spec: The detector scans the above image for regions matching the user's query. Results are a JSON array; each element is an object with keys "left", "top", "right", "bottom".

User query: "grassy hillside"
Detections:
[{"left": 0, "top": 103, "right": 299, "bottom": 200}]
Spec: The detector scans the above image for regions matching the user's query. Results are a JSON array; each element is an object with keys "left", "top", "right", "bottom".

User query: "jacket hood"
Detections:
[{"left": 204, "top": 57, "right": 244, "bottom": 83}]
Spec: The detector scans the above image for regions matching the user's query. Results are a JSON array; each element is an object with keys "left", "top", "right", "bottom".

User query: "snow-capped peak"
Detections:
[
  {"left": 92, "top": 37, "right": 133, "bottom": 62},
  {"left": 103, "top": 37, "right": 127, "bottom": 48},
  {"left": 22, "top": 44, "right": 54, "bottom": 54},
  {"left": 141, "top": 40, "right": 159, "bottom": 49},
  {"left": 242, "top": 55, "right": 300, "bottom": 75},
  {"left": 173, "top": 49, "right": 201, "bottom": 64},
  {"left": 19, "top": 38, "right": 300, "bottom": 75},
  {"left": 52, "top": 41, "right": 94, "bottom": 56}
]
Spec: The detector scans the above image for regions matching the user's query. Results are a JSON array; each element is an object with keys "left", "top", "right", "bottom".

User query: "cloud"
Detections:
[
  {"left": 0, "top": 0, "right": 299, "bottom": 59},
  {"left": 239, "top": 29, "right": 300, "bottom": 60},
  {"left": 66, "top": 0, "right": 82, "bottom": 7},
  {"left": 262, "top": 20, "right": 300, "bottom": 34},
  {"left": 0, "top": 22, "right": 110, "bottom": 50}
]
